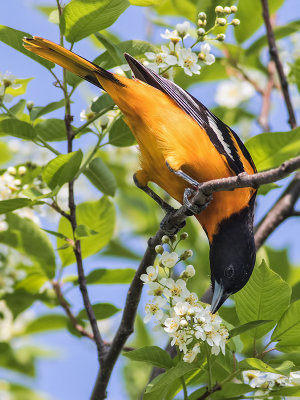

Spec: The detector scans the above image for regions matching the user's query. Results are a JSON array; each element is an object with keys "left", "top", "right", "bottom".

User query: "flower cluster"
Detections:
[
  {"left": 141, "top": 234, "right": 229, "bottom": 363},
  {"left": 143, "top": 6, "right": 239, "bottom": 77},
  {"left": 0, "top": 71, "right": 21, "bottom": 103},
  {"left": 243, "top": 370, "right": 300, "bottom": 397},
  {"left": 0, "top": 165, "right": 43, "bottom": 229}
]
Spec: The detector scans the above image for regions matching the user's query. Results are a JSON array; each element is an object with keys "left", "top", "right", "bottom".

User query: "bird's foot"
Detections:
[
  {"left": 160, "top": 208, "right": 186, "bottom": 236},
  {"left": 183, "top": 187, "right": 212, "bottom": 216}
]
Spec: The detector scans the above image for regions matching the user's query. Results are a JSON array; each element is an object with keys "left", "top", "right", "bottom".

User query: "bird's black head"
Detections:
[{"left": 209, "top": 197, "right": 256, "bottom": 314}]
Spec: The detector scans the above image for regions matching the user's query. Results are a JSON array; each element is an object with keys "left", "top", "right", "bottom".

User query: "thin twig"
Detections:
[
  {"left": 258, "top": 61, "right": 276, "bottom": 131},
  {"left": 52, "top": 281, "right": 94, "bottom": 340},
  {"left": 261, "top": 0, "right": 297, "bottom": 129}
]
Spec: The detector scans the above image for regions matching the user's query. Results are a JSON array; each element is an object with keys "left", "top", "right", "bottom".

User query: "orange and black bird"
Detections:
[{"left": 23, "top": 36, "right": 257, "bottom": 313}]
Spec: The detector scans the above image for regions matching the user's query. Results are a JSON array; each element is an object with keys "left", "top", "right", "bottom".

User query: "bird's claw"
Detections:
[
  {"left": 184, "top": 187, "right": 212, "bottom": 215},
  {"left": 160, "top": 208, "right": 186, "bottom": 236}
]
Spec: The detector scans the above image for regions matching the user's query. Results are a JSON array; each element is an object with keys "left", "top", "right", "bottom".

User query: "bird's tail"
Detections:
[{"left": 23, "top": 36, "right": 125, "bottom": 89}]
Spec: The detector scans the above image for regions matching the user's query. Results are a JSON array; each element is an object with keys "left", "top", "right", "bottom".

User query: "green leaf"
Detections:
[
  {"left": 0, "top": 213, "right": 56, "bottom": 278},
  {"left": 154, "top": 0, "right": 196, "bottom": 21},
  {"left": 77, "top": 302, "right": 120, "bottom": 320},
  {"left": 30, "top": 99, "right": 65, "bottom": 120},
  {"left": 211, "top": 106, "right": 256, "bottom": 127},
  {"left": 257, "top": 182, "right": 281, "bottom": 196},
  {"left": 24, "top": 314, "right": 68, "bottom": 334},
  {"left": 0, "top": 198, "right": 33, "bottom": 214},
  {"left": 42, "top": 150, "right": 83, "bottom": 190},
  {"left": 15, "top": 272, "right": 48, "bottom": 294},
  {"left": 0, "top": 118, "right": 36, "bottom": 140},
  {"left": 94, "top": 32, "right": 126, "bottom": 68},
  {"left": 0, "top": 25, "right": 54, "bottom": 69},
  {"left": 235, "top": 260, "right": 291, "bottom": 339},
  {"left": 86, "top": 268, "right": 135, "bottom": 284},
  {"left": 35, "top": 118, "right": 66, "bottom": 141},
  {"left": 174, "top": 60, "right": 228, "bottom": 89},
  {"left": 210, "top": 383, "right": 252, "bottom": 399},
  {"left": 61, "top": 0, "right": 130, "bottom": 43},
  {"left": 264, "top": 246, "right": 292, "bottom": 282},
  {"left": 9, "top": 99, "right": 27, "bottom": 117},
  {"left": 109, "top": 116, "right": 135, "bottom": 147},
  {"left": 93, "top": 40, "right": 158, "bottom": 70},
  {"left": 275, "top": 360, "right": 295, "bottom": 375},
  {"left": 239, "top": 358, "right": 280, "bottom": 374},
  {"left": 146, "top": 361, "right": 198, "bottom": 393},
  {"left": 0, "top": 141, "right": 12, "bottom": 165},
  {"left": 75, "top": 224, "right": 99, "bottom": 238},
  {"left": 129, "top": 0, "right": 160, "bottom": 4},
  {"left": 57, "top": 197, "right": 115, "bottom": 266},
  {"left": 101, "top": 238, "right": 140, "bottom": 260},
  {"left": 245, "top": 128, "right": 300, "bottom": 171},
  {"left": 6, "top": 78, "right": 33, "bottom": 97},
  {"left": 91, "top": 93, "right": 114, "bottom": 112},
  {"left": 235, "top": 0, "right": 285, "bottom": 43},
  {"left": 246, "top": 20, "right": 300, "bottom": 56},
  {"left": 123, "top": 346, "right": 173, "bottom": 369},
  {"left": 229, "top": 320, "right": 273, "bottom": 338},
  {"left": 290, "top": 58, "right": 300, "bottom": 93},
  {"left": 272, "top": 299, "right": 300, "bottom": 352},
  {"left": 84, "top": 157, "right": 117, "bottom": 196}
]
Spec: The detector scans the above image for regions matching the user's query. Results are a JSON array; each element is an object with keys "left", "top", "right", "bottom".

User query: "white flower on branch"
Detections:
[
  {"left": 145, "top": 46, "right": 177, "bottom": 69},
  {"left": 200, "top": 43, "right": 215, "bottom": 65},
  {"left": 140, "top": 265, "right": 158, "bottom": 283},
  {"left": 175, "top": 21, "right": 190, "bottom": 39},
  {"left": 160, "top": 29, "right": 181, "bottom": 43},
  {"left": 178, "top": 48, "right": 201, "bottom": 76},
  {"left": 215, "top": 79, "right": 255, "bottom": 108},
  {"left": 160, "top": 251, "right": 179, "bottom": 268}
]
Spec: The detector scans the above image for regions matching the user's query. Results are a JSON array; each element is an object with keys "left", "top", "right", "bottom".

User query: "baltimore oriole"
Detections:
[{"left": 23, "top": 36, "right": 257, "bottom": 313}]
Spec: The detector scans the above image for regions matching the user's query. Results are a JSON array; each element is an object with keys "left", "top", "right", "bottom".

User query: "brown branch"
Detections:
[
  {"left": 258, "top": 61, "right": 275, "bottom": 131},
  {"left": 197, "top": 383, "right": 221, "bottom": 400},
  {"left": 91, "top": 231, "right": 164, "bottom": 399},
  {"left": 261, "top": 0, "right": 297, "bottom": 129},
  {"left": 254, "top": 172, "right": 300, "bottom": 249},
  {"left": 52, "top": 281, "right": 94, "bottom": 340}
]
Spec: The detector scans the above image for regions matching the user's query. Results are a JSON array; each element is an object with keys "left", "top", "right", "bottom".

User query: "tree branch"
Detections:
[
  {"left": 258, "top": 61, "right": 275, "bottom": 131},
  {"left": 261, "top": 0, "right": 297, "bottom": 129},
  {"left": 254, "top": 171, "right": 300, "bottom": 249},
  {"left": 91, "top": 231, "right": 164, "bottom": 399},
  {"left": 52, "top": 281, "right": 94, "bottom": 340}
]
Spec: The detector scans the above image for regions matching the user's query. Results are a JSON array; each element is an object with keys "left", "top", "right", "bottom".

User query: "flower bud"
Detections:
[
  {"left": 198, "top": 52, "right": 205, "bottom": 61},
  {"left": 215, "top": 5, "right": 224, "bottom": 14},
  {"left": 223, "top": 6, "right": 231, "bottom": 14},
  {"left": 180, "top": 232, "right": 189, "bottom": 240},
  {"left": 181, "top": 249, "right": 193, "bottom": 260},
  {"left": 180, "top": 319, "right": 188, "bottom": 327},
  {"left": 232, "top": 18, "right": 240, "bottom": 26},
  {"left": 216, "top": 33, "right": 226, "bottom": 41},
  {"left": 170, "top": 234, "right": 177, "bottom": 243},
  {"left": 197, "top": 28, "right": 206, "bottom": 37},
  {"left": 162, "top": 235, "right": 170, "bottom": 244},
  {"left": 14, "top": 179, "right": 21, "bottom": 186},
  {"left": 185, "top": 265, "right": 195, "bottom": 277},
  {"left": 197, "top": 19, "right": 207, "bottom": 27},
  {"left": 155, "top": 245, "right": 164, "bottom": 254},
  {"left": 7, "top": 167, "right": 16, "bottom": 175},
  {"left": 26, "top": 101, "right": 34, "bottom": 111},
  {"left": 198, "top": 12, "right": 207, "bottom": 20},
  {"left": 217, "top": 17, "right": 227, "bottom": 26},
  {"left": 230, "top": 5, "right": 238, "bottom": 13},
  {"left": 18, "top": 166, "right": 27, "bottom": 175}
]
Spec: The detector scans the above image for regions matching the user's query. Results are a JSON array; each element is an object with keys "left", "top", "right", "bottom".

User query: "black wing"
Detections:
[{"left": 124, "top": 53, "right": 256, "bottom": 175}]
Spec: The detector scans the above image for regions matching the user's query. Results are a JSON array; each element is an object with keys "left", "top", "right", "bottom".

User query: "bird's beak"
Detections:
[{"left": 210, "top": 280, "right": 229, "bottom": 314}]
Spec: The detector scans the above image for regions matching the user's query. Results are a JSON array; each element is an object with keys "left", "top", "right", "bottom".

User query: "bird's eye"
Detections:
[{"left": 224, "top": 265, "right": 234, "bottom": 278}]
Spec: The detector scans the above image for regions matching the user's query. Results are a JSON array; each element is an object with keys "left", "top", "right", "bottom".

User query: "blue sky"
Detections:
[{"left": 1, "top": 1, "right": 300, "bottom": 399}]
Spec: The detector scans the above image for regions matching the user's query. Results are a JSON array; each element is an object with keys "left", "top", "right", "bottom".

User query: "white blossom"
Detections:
[
  {"left": 145, "top": 46, "right": 177, "bottom": 69},
  {"left": 200, "top": 43, "right": 216, "bottom": 65},
  {"left": 160, "top": 251, "right": 179, "bottom": 268},
  {"left": 215, "top": 79, "right": 255, "bottom": 108},
  {"left": 164, "top": 316, "right": 180, "bottom": 333},
  {"left": 178, "top": 48, "right": 201, "bottom": 76},
  {"left": 140, "top": 265, "right": 158, "bottom": 283},
  {"left": 144, "top": 296, "right": 167, "bottom": 323},
  {"left": 183, "top": 344, "right": 200, "bottom": 363},
  {"left": 175, "top": 21, "right": 190, "bottom": 39},
  {"left": 163, "top": 278, "right": 189, "bottom": 302},
  {"left": 160, "top": 29, "right": 181, "bottom": 43},
  {"left": 0, "top": 215, "right": 8, "bottom": 232},
  {"left": 80, "top": 106, "right": 95, "bottom": 121}
]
